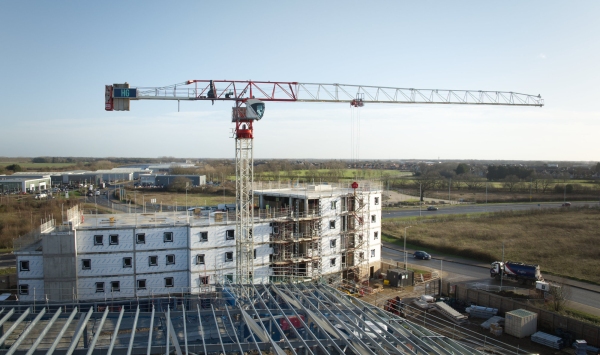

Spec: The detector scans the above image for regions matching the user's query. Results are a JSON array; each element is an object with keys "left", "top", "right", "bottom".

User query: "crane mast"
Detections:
[{"left": 105, "top": 80, "right": 543, "bottom": 286}]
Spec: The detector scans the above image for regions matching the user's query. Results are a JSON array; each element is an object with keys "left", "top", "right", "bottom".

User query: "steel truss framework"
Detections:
[
  {"left": 235, "top": 135, "right": 254, "bottom": 285},
  {"left": 0, "top": 282, "right": 522, "bottom": 355},
  {"left": 136, "top": 80, "right": 544, "bottom": 106}
]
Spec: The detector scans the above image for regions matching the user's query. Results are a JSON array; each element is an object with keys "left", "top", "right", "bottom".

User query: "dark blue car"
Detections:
[{"left": 413, "top": 251, "right": 431, "bottom": 260}]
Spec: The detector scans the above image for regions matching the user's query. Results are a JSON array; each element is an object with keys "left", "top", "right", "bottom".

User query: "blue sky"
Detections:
[{"left": 1, "top": 1, "right": 598, "bottom": 161}]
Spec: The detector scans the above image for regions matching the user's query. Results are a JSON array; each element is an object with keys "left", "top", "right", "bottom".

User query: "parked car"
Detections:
[
  {"left": 413, "top": 251, "right": 431, "bottom": 260},
  {"left": 426, "top": 206, "right": 438, "bottom": 211},
  {"left": 561, "top": 202, "right": 571, "bottom": 207}
]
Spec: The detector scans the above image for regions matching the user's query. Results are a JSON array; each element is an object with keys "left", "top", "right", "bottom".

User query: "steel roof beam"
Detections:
[
  {"left": 106, "top": 307, "right": 124, "bottom": 355},
  {"left": 210, "top": 304, "right": 226, "bottom": 355},
  {"left": 317, "top": 285, "right": 413, "bottom": 355},
  {"left": 258, "top": 284, "right": 319, "bottom": 355},
  {"left": 145, "top": 306, "right": 155, "bottom": 355},
  {"left": 66, "top": 307, "right": 94, "bottom": 355},
  {"left": 247, "top": 284, "right": 298, "bottom": 355},
  {"left": 166, "top": 308, "right": 182, "bottom": 355},
  {"left": 0, "top": 309, "right": 16, "bottom": 328},
  {"left": 279, "top": 283, "right": 360, "bottom": 355},
  {"left": 126, "top": 306, "right": 140, "bottom": 355},
  {"left": 25, "top": 308, "right": 62, "bottom": 355},
  {"left": 297, "top": 283, "right": 388, "bottom": 355},
  {"left": 7, "top": 308, "right": 46, "bottom": 355},
  {"left": 47, "top": 307, "right": 79, "bottom": 355},
  {"left": 236, "top": 285, "right": 287, "bottom": 355},
  {"left": 222, "top": 299, "right": 244, "bottom": 355},
  {"left": 0, "top": 308, "right": 31, "bottom": 347},
  {"left": 86, "top": 307, "right": 109, "bottom": 355},
  {"left": 181, "top": 304, "right": 188, "bottom": 355},
  {"left": 229, "top": 286, "right": 261, "bottom": 354},
  {"left": 195, "top": 305, "right": 207, "bottom": 355}
]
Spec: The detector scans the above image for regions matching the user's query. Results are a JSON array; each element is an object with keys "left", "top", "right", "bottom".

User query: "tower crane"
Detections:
[{"left": 105, "top": 80, "right": 543, "bottom": 284}]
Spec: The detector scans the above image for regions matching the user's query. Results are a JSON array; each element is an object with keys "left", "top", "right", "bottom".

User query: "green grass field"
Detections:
[{"left": 382, "top": 207, "right": 600, "bottom": 284}]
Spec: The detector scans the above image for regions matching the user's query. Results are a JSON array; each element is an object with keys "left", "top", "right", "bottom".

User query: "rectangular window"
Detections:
[
  {"left": 137, "top": 279, "right": 146, "bottom": 290},
  {"left": 199, "top": 231, "right": 208, "bottom": 242},
  {"left": 200, "top": 276, "right": 209, "bottom": 285},
  {"left": 19, "top": 284, "right": 29, "bottom": 295},
  {"left": 273, "top": 225, "right": 279, "bottom": 234},
  {"left": 374, "top": 197, "right": 379, "bottom": 205},
  {"left": 225, "top": 252, "right": 233, "bottom": 262},
  {"left": 123, "top": 257, "right": 132, "bottom": 268},
  {"left": 225, "top": 274, "right": 233, "bottom": 282},
  {"left": 111, "top": 281, "right": 120, "bottom": 292},
  {"left": 331, "top": 201, "right": 337, "bottom": 210},
  {"left": 226, "top": 229, "right": 235, "bottom": 240},
  {"left": 374, "top": 231, "right": 379, "bottom": 240},
  {"left": 94, "top": 235, "right": 103, "bottom": 245},
  {"left": 371, "top": 249, "right": 376, "bottom": 258},
  {"left": 330, "top": 239, "right": 336, "bottom": 249},
  {"left": 165, "top": 277, "right": 174, "bottom": 288},
  {"left": 254, "top": 249, "right": 257, "bottom": 259},
  {"left": 136, "top": 233, "right": 146, "bottom": 244},
  {"left": 197, "top": 254, "right": 205, "bottom": 265},
  {"left": 164, "top": 232, "right": 173, "bottom": 242},
  {"left": 371, "top": 215, "right": 376, "bottom": 223},
  {"left": 330, "top": 258, "right": 336, "bottom": 266},
  {"left": 329, "top": 220, "right": 336, "bottom": 229},
  {"left": 109, "top": 234, "right": 119, "bottom": 245},
  {"left": 359, "top": 252, "right": 364, "bottom": 261},
  {"left": 149, "top": 256, "right": 158, "bottom": 266},
  {"left": 359, "top": 234, "right": 363, "bottom": 242},
  {"left": 96, "top": 282, "right": 104, "bottom": 293},
  {"left": 166, "top": 254, "right": 175, "bottom": 265},
  {"left": 19, "top": 260, "right": 30, "bottom": 271},
  {"left": 82, "top": 259, "right": 91, "bottom": 270}
]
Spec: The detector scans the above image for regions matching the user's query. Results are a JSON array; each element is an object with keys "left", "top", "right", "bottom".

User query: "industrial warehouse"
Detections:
[{"left": 14, "top": 183, "right": 382, "bottom": 302}]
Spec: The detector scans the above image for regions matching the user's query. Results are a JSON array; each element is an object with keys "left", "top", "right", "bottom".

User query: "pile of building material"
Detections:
[
  {"left": 412, "top": 295, "right": 436, "bottom": 309},
  {"left": 489, "top": 323, "right": 503, "bottom": 336},
  {"left": 531, "top": 331, "right": 564, "bottom": 349},
  {"left": 465, "top": 305, "right": 498, "bottom": 319},
  {"left": 480, "top": 316, "right": 504, "bottom": 330},
  {"left": 573, "top": 340, "right": 599, "bottom": 354},
  {"left": 434, "top": 301, "right": 467, "bottom": 324},
  {"left": 505, "top": 309, "right": 537, "bottom": 338}
]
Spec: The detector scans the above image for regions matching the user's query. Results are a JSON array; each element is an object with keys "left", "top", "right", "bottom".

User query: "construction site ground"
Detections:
[{"left": 357, "top": 265, "right": 583, "bottom": 355}]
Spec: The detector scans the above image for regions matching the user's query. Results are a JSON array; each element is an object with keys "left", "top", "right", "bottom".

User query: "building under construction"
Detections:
[{"left": 15, "top": 182, "right": 381, "bottom": 302}]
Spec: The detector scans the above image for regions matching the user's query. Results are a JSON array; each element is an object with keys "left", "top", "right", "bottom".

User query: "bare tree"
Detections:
[
  {"left": 547, "top": 283, "right": 571, "bottom": 313},
  {"left": 413, "top": 171, "right": 442, "bottom": 201},
  {"left": 502, "top": 175, "right": 521, "bottom": 192}
]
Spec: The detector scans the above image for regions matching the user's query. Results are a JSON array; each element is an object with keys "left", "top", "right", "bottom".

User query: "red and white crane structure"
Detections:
[{"left": 105, "top": 80, "right": 543, "bottom": 284}]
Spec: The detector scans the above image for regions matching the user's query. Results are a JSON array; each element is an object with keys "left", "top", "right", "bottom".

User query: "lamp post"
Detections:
[
  {"left": 404, "top": 226, "right": 412, "bottom": 270},
  {"left": 419, "top": 183, "right": 422, "bottom": 217}
]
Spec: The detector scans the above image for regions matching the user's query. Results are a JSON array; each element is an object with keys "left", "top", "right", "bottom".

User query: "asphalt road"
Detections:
[
  {"left": 382, "top": 246, "right": 600, "bottom": 311},
  {"left": 0, "top": 254, "right": 15, "bottom": 268},
  {"left": 383, "top": 201, "right": 599, "bottom": 219}
]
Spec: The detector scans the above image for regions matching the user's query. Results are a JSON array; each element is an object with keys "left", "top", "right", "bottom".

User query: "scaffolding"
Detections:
[
  {"left": 340, "top": 187, "right": 372, "bottom": 293},
  {"left": 269, "top": 200, "right": 322, "bottom": 283}
]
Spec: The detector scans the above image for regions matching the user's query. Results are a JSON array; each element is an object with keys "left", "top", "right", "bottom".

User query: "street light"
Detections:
[
  {"left": 404, "top": 226, "right": 412, "bottom": 270},
  {"left": 419, "top": 183, "right": 422, "bottom": 217}
]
